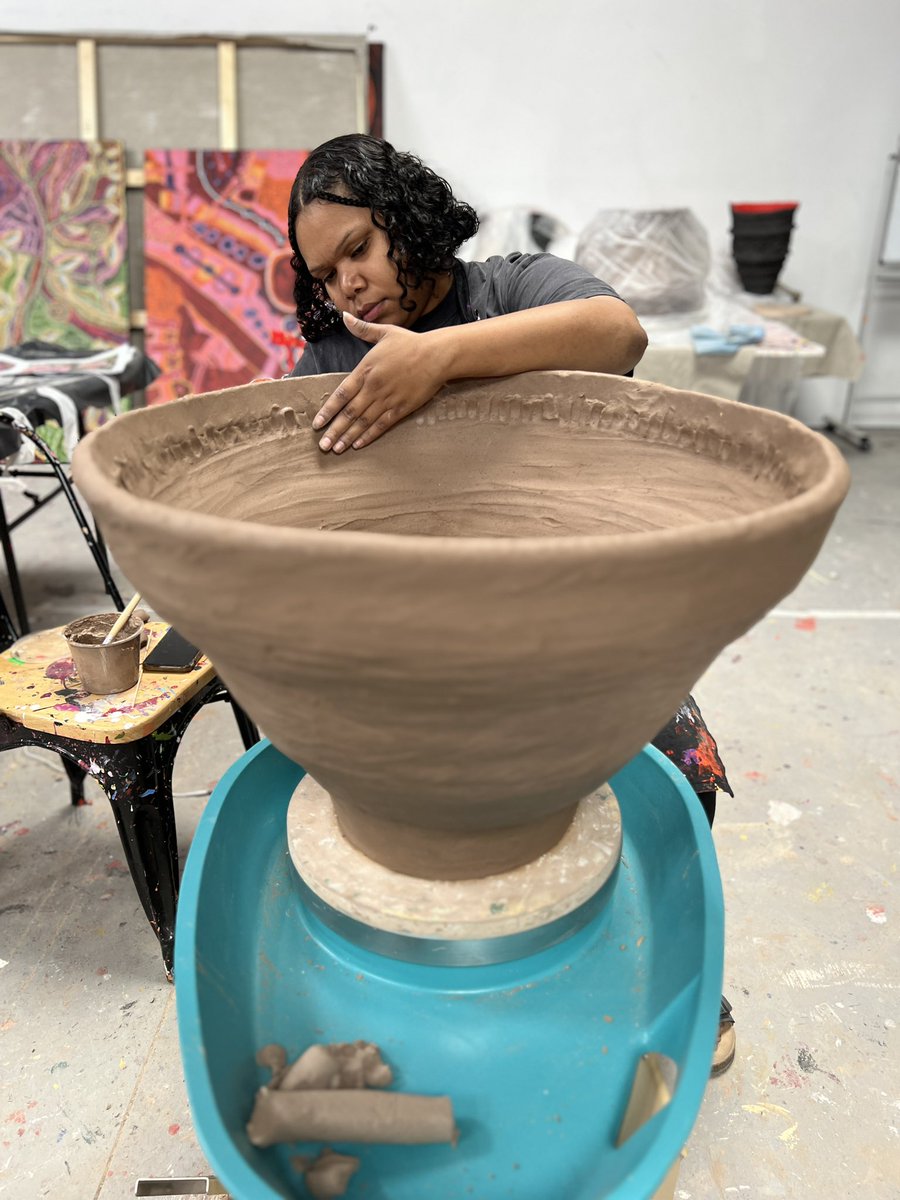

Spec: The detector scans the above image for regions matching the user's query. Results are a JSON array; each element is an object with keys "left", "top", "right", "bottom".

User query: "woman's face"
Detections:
[{"left": 294, "top": 200, "right": 446, "bottom": 327}]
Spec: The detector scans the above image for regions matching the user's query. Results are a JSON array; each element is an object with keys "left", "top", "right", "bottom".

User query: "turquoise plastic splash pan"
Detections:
[{"left": 175, "top": 741, "right": 723, "bottom": 1199}]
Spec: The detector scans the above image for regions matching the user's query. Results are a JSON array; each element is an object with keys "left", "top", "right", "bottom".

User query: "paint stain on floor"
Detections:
[
  {"left": 770, "top": 1055, "right": 809, "bottom": 1090},
  {"left": 797, "top": 1045, "right": 841, "bottom": 1085},
  {"left": 808, "top": 883, "right": 834, "bottom": 903},
  {"left": 768, "top": 800, "right": 803, "bottom": 826},
  {"left": 742, "top": 1102, "right": 799, "bottom": 1144}
]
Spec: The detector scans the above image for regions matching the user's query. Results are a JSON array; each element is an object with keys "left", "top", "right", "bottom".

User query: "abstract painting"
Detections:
[
  {"left": 0, "top": 139, "right": 129, "bottom": 350},
  {"left": 144, "top": 149, "right": 307, "bottom": 403}
]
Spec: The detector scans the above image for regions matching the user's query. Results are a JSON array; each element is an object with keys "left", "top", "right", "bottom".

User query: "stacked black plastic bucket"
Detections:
[{"left": 730, "top": 202, "right": 798, "bottom": 294}]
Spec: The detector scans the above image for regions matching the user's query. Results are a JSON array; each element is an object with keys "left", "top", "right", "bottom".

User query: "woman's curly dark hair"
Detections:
[{"left": 287, "top": 134, "right": 479, "bottom": 341}]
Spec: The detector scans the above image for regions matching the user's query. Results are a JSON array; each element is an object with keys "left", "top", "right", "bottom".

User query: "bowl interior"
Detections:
[{"left": 114, "top": 374, "right": 825, "bottom": 541}]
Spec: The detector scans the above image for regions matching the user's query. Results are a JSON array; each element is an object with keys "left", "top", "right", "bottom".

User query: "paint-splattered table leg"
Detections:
[
  {"left": 61, "top": 754, "right": 88, "bottom": 805},
  {"left": 0, "top": 680, "right": 226, "bottom": 979}
]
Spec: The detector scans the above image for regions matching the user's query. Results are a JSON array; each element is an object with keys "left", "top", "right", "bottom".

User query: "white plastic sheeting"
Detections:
[
  {"left": 575, "top": 208, "right": 711, "bottom": 315},
  {"left": 467, "top": 206, "right": 572, "bottom": 262}
]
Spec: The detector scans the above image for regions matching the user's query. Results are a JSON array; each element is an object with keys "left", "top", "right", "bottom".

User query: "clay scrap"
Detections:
[
  {"left": 256, "top": 1042, "right": 288, "bottom": 1081},
  {"left": 256, "top": 1040, "right": 393, "bottom": 1092},
  {"left": 284, "top": 1041, "right": 393, "bottom": 1091},
  {"left": 291, "top": 1148, "right": 360, "bottom": 1200}
]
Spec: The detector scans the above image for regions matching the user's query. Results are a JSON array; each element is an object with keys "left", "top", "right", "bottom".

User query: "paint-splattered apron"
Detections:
[{"left": 651, "top": 695, "right": 733, "bottom": 798}]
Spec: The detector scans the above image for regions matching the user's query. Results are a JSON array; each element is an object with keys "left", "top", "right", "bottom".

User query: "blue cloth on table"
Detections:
[{"left": 690, "top": 323, "right": 765, "bottom": 355}]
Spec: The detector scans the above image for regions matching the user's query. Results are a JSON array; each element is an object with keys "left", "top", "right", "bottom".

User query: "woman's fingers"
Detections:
[
  {"left": 312, "top": 314, "right": 389, "bottom": 435},
  {"left": 318, "top": 394, "right": 398, "bottom": 453},
  {"left": 348, "top": 410, "right": 396, "bottom": 451},
  {"left": 350, "top": 412, "right": 395, "bottom": 450},
  {"left": 327, "top": 400, "right": 397, "bottom": 453},
  {"left": 313, "top": 321, "right": 443, "bottom": 452},
  {"left": 327, "top": 407, "right": 374, "bottom": 453},
  {"left": 319, "top": 390, "right": 392, "bottom": 452},
  {"left": 313, "top": 374, "right": 363, "bottom": 437},
  {"left": 314, "top": 357, "right": 396, "bottom": 451},
  {"left": 316, "top": 371, "right": 384, "bottom": 450}
]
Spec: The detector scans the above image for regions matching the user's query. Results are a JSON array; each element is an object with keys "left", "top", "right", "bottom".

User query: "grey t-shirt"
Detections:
[{"left": 291, "top": 252, "right": 623, "bottom": 376}]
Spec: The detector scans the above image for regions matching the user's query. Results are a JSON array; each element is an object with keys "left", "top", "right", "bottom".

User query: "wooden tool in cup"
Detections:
[{"left": 102, "top": 591, "right": 142, "bottom": 645}]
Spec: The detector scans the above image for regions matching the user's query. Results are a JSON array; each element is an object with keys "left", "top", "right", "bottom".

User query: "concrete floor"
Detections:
[{"left": 1, "top": 432, "right": 898, "bottom": 1199}]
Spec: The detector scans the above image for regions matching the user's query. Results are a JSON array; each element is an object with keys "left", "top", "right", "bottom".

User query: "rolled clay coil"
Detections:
[{"left": 247, "top": 1087, "right": 457, "bottom": 1148}]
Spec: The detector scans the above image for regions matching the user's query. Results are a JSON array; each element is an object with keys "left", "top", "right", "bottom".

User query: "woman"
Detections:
[
  {"left": 286, "top": 134, "right": 735, "bottom": 1075},
  {"left": 286, "top": 133, "right": 647, "bottom": 452}
]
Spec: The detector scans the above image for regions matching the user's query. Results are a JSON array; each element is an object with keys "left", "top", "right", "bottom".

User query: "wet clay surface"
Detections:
[
  {"left": 73, "top": 372, "right": 850, "bottom": 877},
  {"left": 331, "top": 796, "right": 577, "bottom": 879},
  {"left": 126, "top": 381, "right": 799, "bottom": 538},
  {"left": 63, "top": 613, "right": 142, "bottom": 647}
]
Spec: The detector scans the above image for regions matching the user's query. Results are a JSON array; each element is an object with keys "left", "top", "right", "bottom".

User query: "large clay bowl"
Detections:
[{"left": 72, "top": 372, "right": 849, "bottom": 878}]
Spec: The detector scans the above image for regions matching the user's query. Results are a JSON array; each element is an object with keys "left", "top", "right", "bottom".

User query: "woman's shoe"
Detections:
[{"left": 711, "top": 995, "right": 736, "bottom": 1077}]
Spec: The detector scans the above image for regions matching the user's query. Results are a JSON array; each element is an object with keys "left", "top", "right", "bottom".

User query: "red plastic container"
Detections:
[{"left": 731, "top": 203, "right": 799, "bottom": 214}]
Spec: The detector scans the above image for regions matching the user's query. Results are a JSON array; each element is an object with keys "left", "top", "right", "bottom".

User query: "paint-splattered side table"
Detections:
[{"left": 0, "top": 622, "right": 256, "bottom": 978}]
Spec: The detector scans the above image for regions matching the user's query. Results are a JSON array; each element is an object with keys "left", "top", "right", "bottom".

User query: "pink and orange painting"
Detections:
[{"left": 143, "top": 150, "right": 307, "bottom": 403}]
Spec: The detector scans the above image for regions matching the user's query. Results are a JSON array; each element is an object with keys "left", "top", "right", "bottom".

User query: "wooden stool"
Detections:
[{"left": 0, "top": 621, "right": 257, "bottom": 978}]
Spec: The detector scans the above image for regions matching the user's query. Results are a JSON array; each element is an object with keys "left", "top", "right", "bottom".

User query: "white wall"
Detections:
[{"left": 5, "top": 0, "right": 900, "bottom": 420}]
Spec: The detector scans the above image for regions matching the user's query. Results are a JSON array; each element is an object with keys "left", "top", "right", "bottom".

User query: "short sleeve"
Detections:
[{"left": 476, "top": 253, "right": 623, "bottom": 317}]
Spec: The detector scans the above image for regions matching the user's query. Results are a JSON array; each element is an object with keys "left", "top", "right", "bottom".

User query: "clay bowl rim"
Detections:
[{"left": 73, "top": 371, "right": 851, "bottom": 563}]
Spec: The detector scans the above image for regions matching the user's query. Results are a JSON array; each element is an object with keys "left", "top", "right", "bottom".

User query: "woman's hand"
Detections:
[
  {"left": 313, "top": 312, "right": 448, "bottom": 453},
  {"left": 311, "top": 297, "right": 648, "bottom": 454}
]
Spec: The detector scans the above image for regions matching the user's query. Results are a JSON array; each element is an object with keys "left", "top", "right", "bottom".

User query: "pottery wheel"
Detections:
[{"left": 287, "top": 775, "right": 622, "bottom": 959}]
